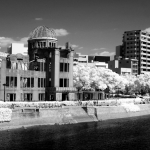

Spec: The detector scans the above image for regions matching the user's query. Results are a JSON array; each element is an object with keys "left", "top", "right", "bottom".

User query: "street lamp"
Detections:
[{"left": 3, "top": 83, "right": 7, "bottom": 102}]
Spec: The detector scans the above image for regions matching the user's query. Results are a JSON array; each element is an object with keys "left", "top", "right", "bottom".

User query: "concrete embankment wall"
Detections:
[
  {"left": 10, "top": 108, "right": 75, "bottom": 126},
  {"left": 95, "top": 105, "right": 150, "bottom": 121},
  {"left": 1, "top": 105, "right": 150, "bottom": 130},
  {"left": 0, "top": 107, "right": 96, "bottom": 129}
]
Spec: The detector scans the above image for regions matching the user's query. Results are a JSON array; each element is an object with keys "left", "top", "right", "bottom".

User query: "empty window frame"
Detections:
[
  {"left": 59, "top": 78, "right": 69, "bottom": 87},
  {"left": 24, "top": 93, "right": 32, "bottom": 101},
  {"left": 39, "top": 93, "right": 45, "bottom": 101},
  {"left": 38, "top": 78, "right": 45, "bottom": 87},
  {"left": 59, "top": 78, "right": 63, "bottom": 87},
  {"left": 60, "top": 63, "right": 64, "bottom": 72},
  {"left": 7, "top": 93, "right": 16, "bottom": 101},
  {"left": 60, "top": 63, "right": 69, "bottom": 72},
  {"left": 6, "top": 76, "right": 17, "bottom": 87},
  {"left": 64, "top": 63, "right": 69, "bottom": 72},
  {"left": 20, "top": 77, "right": 34, "bottom": 88}
]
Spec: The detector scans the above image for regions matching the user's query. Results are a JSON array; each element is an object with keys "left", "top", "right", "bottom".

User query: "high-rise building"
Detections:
[{"left": 116, "top": 29, "right": 150, "bottom": 74}]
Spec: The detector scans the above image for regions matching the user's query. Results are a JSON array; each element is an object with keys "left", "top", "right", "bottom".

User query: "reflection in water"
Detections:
[{"left": 1, "top": 115, "right": 150, "bottom": 150}]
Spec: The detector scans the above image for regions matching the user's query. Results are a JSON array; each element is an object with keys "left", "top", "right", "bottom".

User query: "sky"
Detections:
[{"left": 1, "top": 0, "right": 150, "bottom": 57}]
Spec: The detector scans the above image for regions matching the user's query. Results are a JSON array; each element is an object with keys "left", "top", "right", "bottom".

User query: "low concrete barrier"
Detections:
[{"left": 95, "top": 104, "right": 150, "bottom": 121}]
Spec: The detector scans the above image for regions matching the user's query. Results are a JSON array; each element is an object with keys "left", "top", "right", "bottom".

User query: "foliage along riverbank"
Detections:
[{"left": 73, "top": 64, "right": 150, "bottom": 96}]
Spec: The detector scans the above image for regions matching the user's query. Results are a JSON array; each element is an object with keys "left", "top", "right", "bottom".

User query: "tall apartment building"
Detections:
[{"left": 116, "top": 30, "right": 150, "bottom": 74}]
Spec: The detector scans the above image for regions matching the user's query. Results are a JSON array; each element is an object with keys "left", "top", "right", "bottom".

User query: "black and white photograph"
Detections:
[{"left": 0, "top": 0, "right": 150, "bottom": 149}]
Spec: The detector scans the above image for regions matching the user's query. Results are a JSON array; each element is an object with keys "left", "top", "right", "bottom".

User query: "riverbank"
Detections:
[{"left": 1, "top": 103, "right": 150, "bottom": 131}]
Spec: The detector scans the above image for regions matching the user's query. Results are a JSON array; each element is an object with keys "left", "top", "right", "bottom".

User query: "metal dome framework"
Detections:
[
  {"left": 28, "top": 26, "right": 58, "bottom": 50},
  {"left": 29, "top": 26, "right": 57, "bottom": 40}
]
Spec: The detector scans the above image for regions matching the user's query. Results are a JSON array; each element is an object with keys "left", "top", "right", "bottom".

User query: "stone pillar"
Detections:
[
  {"left": 69, "top": 50, "right": 74, "bottom": 87},
  {"left": 45, "top": 56, "right": 50, "bottom": 101},
  {"left": 33, "top": 76, "right": 38, "bottom": 101},
  {"left": 51, "top": 49, "right": 60, "bottom": 87},
  {"left": 1, "top": 60, "right": 6, "bottom": 102}
]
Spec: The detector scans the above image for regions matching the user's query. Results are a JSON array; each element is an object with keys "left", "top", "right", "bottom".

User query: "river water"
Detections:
[{"left": 1, "top": 115, "right": 150, "bottom": 150}]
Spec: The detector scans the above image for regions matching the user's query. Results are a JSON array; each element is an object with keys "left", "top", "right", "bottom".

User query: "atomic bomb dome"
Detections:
[{"left": 28, "top": 26, "right": 57, "bottom": 40}]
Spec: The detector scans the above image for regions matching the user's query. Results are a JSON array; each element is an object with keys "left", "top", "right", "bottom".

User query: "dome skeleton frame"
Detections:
[{"left": 29, "top": 26, "right": 57, "bottom": 40}]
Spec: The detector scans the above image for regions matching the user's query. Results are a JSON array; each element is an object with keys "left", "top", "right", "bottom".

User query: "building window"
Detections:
[
  {"left": 60, "top": 63, "right": 64, "bottom": 72},
  {"left": 38, "top": 78, "right": 40, "bottom": 87},
  {"left": 27, "top": 78, "right": 30, "bottom": 87},
  {"left": 39, "top": 93, "right": 45, "bottom": 101},
  {"left": 60, "top": 63, "right": 69, "bottom": 72},
  {"left": 24, "top": 93, "right": 32, "bottom": 101},
  {"left": 64, "top": 78, "right": 69, "bottom": 87},
  {"left": 20, "top": 77, "right": 34, "bottom": 88},
  {"left": 44, "top": 78, "right": 46, "bottom": 87},
  {"left": 59, "top": 78, "right": 69, "bottom": 87},
  {"left": 7, "top": 93, "right": 16, "bottom": 101},
  {"left": 38, "top": 78, "right": 45, "bottom": 87},
  {"left": 31, "top": 78, "right": 34, "bottom": 87},
  {"left": 6, "top": 76, "right": 9, "bottom": 86},
  {"left": 6, "top": 76, "right": 17, "bottom": 87},
  {"left": 65, "top": 63, "right": 69, "bottom": 72},
  {"left": 60, "top": 78, "right": 63, "bottom": 87},
  {"left": 6, "top": 57, "right": 11, "bottom": 69}
]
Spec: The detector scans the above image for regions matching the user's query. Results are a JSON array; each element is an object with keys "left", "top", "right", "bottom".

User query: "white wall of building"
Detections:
[
  {"left": 76, "top": 53, "right": 88, "bottom": 63},
  {"left": 121, "top": 68, "right": 131, "bottom": 75},
  {"left": 74, "top": 61, "right": 108, "bottom": 68},
  {"left": 10, "top": 43, "right": 28, "bottom": 55},
  {"left": 94, "top": 62, "right": 108, "bottom": 68}
]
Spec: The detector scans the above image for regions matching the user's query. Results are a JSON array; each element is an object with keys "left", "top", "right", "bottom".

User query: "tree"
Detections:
[
  {"left": 89, "top": 66, "right": 107, "bottom": 91},
  {"left": 122, "top": 74, "right": 137, "bottom": 95},
  {"left": 135, "top": 73, "right": 150, "bottom": 95},
  {"left": 73, "top": 64, "right": 127, "bottom": 93},
  {"left": 73, "top": 64, "right": 91, "bottom": 92}
]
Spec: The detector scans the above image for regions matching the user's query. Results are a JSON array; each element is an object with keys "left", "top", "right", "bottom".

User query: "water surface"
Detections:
[{"left": 1, "top": 115, "right": 150, "bottom": 150}]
